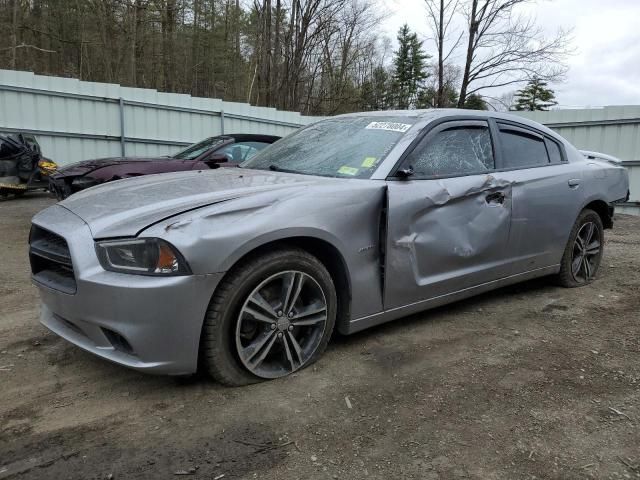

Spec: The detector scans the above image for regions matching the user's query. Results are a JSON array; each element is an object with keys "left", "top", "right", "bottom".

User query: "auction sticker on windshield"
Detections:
[
  {"left": 338, "top": 166, "right": 359, "bottom": 175},
  {"left": 365, "top": 122, "right": 412, "bottom": 133},
  {"left": 361, "top": 157, "right": 377, "bottom": 168}
]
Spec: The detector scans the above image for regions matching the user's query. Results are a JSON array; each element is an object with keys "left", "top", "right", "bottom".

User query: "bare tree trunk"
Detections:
[
  {"left": 130, "top": 0, "right": 137, "bottom": 85},
  {"left": 162, "top": 0, "right": 177, "bottom": 91},
  {"left": 436, "top": 0, "right": 444, "bottom": 106},
  {"left": 271, "top": 0, "right": 281, "bottom": 106},
  {"left": 10, "top": 0, "right": 19, "bottom": 69},
  {"left": 234, "top": 0, "right": 240, "bottom": 99},
  {"left": 191, "top": 0, "right": 200, "bottom": 95},
  {"left": 76, "top": 0, "right": 83, "bottom": 80},
  {"left": 457, "top": 0, "right": 478, "bottom": 107}
]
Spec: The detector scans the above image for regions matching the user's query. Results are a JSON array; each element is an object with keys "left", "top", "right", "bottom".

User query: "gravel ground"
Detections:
[{"left": 1, "top": 193, "right": 639, "bottom": 480}]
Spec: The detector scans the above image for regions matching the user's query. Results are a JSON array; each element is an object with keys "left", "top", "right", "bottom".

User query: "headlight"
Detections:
[{"left": 95, "top": 238, "right": 191, "bottom": 276}]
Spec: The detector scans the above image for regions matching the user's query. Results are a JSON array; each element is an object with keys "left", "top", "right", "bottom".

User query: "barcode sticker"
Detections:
[{"left": 365, "top": 122, "right": 412, "bottom": 133}]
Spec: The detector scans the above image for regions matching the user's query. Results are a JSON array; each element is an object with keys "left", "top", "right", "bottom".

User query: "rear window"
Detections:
[{"left": 498, "top": 126, "right": 549, "bottom": 168}]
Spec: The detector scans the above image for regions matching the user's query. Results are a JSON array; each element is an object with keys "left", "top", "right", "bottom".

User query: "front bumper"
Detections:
[{"left": 31, "top": 205, "right": 224, "bottom": 375}]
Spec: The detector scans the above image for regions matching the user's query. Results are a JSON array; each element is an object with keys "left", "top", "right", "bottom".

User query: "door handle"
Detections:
[
  {"left": 485, "top": 191, "right": 505, "bottom": 204},
  {"left": 568, "top": 178, "right": 581, "bottom": 188}
]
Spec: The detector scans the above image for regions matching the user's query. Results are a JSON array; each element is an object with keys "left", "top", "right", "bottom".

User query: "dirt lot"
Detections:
[{"left": 0, "top": 193, "right": 639, "bottom": 480}]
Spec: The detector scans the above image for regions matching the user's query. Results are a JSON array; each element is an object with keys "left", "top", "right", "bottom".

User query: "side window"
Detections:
[
  {"left": 498, "top": 126, "right": 549, "bottom": 168},
  {"left": 545, "top": 138, "right": 564, "bottom": 163},
  {"left": 238, "top": 141, "right": 270, "bottom": 161},
  {"left": 404, "top": 124, "right": 494, "bottom": 178},
  {"left": 217, "top": 142, "right": 270, "bottom": 162}
]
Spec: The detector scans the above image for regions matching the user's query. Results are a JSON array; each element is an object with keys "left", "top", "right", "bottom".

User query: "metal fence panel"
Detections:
[
  {"left": 515, "top": 107, "right": 640, "bottom": 215},
  {"left": 0, "top": 69, "right": 317, "bottom": 165}
]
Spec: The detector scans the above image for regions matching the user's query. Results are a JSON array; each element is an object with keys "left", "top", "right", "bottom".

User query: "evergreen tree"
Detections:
[
  {"left": 360, "top": 66, "right": 392, "bottom": 111},
  {"left": 416, "top": 84, "right": 459, "bottom": 108},
  {"left": 392, "top": 25, "right": 430, "bottom": 109},
  {"left": 463, "top": 93, "right": 488, "bottom": 110},
  {"left": 513, "top": 78, "right": 558, "bottom": 111}
]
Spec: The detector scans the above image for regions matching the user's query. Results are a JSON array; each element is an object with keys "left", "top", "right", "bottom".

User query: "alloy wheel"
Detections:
[
  {"left": 571, "top": 221, "right": 601, "bottom": 283},
  {"left": 235, "top": 270, "right": 328, "bottom": 378}
]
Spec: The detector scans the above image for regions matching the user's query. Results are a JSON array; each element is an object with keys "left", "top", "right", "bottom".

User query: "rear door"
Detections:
[
  {"left": 384, "top": 119, "right": 514, "bottom": 309},
  {"left": 490, "top": 121, "right": 586, "bottom": 273}
]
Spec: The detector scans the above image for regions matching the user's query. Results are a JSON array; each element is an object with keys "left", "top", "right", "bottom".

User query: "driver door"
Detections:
[{"left": 384, "top": 119, "right": 514, "bottom": 309}]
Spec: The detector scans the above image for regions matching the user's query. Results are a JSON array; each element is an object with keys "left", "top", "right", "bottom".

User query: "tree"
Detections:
[
  {"left": 392, "top": 24, "right": 429, "bottom": 109},
  {"left": 513, "top": 77, "right": 558, "bottom": 111},
  {"left": 360, "top": 65, "right": 392, "bottom": 110},
  {"left": 423, "top": 0, "right": 462, "bottom": 107},
  {"left": 457, "top": 0, "right": 571, "bottom": 108},
  {"left": 0, "top": 0, "right": 571, "bottom": 117},
  {"left": 462, "top": 93, "right": 487, "bottom": 110}
]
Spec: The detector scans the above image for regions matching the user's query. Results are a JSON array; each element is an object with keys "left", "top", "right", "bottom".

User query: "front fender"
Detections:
[{"left": 141, "top": 182, "right": 387, "bottom": 319}]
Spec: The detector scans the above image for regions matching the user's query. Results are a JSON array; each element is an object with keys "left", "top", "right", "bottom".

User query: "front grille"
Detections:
[{"left": 29, "top": 225, "right": 76, "bottom": 294}]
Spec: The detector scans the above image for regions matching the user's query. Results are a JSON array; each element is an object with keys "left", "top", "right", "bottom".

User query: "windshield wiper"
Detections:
[{"left": 268, "top": 165, "right": 305, "bottom": 175}]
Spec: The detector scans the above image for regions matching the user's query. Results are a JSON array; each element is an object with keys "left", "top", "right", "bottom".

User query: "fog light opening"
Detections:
[{"left": 102, "top": 328, "right": 135, "bottom": 355}]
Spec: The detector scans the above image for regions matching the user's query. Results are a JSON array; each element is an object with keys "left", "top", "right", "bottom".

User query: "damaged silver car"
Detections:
[{"left": 30, "top": 110, "right": 629, "bottom": 385}]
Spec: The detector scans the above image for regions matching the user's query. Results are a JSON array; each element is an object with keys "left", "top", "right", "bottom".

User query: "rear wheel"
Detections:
[
  {"left": 201, "top": 247, "right": 336, "bottom": 386},
  {"left": 557, "top": 209, "right": 604, "bottom": 287}
]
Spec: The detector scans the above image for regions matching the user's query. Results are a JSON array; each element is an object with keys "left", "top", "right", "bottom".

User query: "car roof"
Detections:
[
  {"left": 332, "top": 108, "right": 561, "bottom": 141},
  {"left": 223, "top": 134, "right": 281, "bottom": 143}
]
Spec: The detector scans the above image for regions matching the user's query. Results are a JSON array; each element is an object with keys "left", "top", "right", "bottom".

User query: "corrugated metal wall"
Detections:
[
  {"left": 514, "top": 107, "right": 640, "bottom": 215},
  {"left": 1, "top": 70, "right": 638, "bottom": 214},
  {"left": 0, "top": 69, "right": 321, "bottom": 165}
]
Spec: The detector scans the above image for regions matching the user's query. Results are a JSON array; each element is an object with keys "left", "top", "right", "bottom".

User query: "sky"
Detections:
[{"left": 380, "top": 0, "right": 640, "bottom": 107}]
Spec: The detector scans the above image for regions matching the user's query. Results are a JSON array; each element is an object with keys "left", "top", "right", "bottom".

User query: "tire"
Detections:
[
  {"left": 201, "top": 247, "right": 337, "bottom": 386},
  {"left": 557, "top": 208, "right": 604, "bottom": 288}
]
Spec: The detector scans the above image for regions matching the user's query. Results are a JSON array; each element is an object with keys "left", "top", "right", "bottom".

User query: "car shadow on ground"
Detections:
[
  {"left": 35, "top": 273, "right": 557, "bottom": 392},
  {"left": 180, "top": 275, "right": 558, "bottom": 388},
  {"left": 329, "top": 275, "right": 556, "bottom": 348}
]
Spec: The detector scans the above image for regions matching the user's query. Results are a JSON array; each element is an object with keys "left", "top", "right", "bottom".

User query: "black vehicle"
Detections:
[{"left": 0, "top": 133, "right": 57, "bottom": 197}]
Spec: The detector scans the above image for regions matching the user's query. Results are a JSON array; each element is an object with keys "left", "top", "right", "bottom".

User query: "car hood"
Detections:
[
  {"left": 55, "top": 156, "right": 167, "bottom": 177},
  {"left": 58, "top": 168, "right": 334, "bottom": 238}
]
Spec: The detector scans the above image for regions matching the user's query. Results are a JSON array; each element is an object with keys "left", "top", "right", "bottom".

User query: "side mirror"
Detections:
[
  {"left": 396, "top": 165, "right": 414, "bottom": 178},
  {"left": 204, "top": 153, "right": 229, "bottom": 165}
]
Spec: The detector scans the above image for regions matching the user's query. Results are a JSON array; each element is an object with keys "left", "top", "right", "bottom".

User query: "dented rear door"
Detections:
[{"left": 383, "top": 120, "right": 514, "bottom": 309}]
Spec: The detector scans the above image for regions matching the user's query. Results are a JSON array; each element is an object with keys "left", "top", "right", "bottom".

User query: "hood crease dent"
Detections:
[{"left": 58, "top": 168, "right": 341, "bottom": 238}]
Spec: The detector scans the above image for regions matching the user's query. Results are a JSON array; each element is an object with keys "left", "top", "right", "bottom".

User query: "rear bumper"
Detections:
[{"left": 32, "top": 205, "right": 224, "bottom": 375}]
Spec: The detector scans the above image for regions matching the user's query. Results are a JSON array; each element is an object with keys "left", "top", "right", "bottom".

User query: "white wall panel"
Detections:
[{"left": 0, "top": 69, "right": 316, "bottom": 166}]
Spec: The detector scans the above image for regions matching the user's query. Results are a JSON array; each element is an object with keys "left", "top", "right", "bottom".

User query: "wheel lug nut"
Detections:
[
  {"left": 277, "top": 310, "right": 283, "bottom": 317},
  {"left": 288, "top": 311, "right": 294, "bottom": 318},
  {"left": 288, "top": 325, "right": 294, "bottom": 331},
  {"left": 270, "top": 324, "right": 276, "bottom": 330},
  {"left": 277, "top": 332, "right": 283, "bottom": 338}
]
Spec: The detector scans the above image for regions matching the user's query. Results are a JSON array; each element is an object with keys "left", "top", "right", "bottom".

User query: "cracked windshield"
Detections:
[{"left": 242, "top": 116, "right": 418, "bottom": 178}]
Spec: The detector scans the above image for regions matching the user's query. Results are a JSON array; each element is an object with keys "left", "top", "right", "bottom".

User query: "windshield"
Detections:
[
  {"left": 241, "top": 116, "right": 417, "bottom": 179},
  {"left": 172, "top": 137, "right": 226, "bottom": 160}
]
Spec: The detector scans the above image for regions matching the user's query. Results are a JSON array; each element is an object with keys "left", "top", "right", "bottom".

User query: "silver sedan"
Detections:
[{"left": 30, "top": 110, "right": 629, "bottom": 385}]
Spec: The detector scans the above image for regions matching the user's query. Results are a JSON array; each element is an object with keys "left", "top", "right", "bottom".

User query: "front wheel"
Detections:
[
  {"left": 201, "top": 247, "right": 337, "bottom": 386},
  {"left": 557, "top": 208, "right": 604, "bottom": 287}
]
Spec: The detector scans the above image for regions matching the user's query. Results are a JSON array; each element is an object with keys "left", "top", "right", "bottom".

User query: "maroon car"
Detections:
[{"left": 49, "top": 134, "right": 280, "bottom": 200}]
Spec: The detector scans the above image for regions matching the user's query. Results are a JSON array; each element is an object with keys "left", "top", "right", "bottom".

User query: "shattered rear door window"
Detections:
[{"left": 404, "top": 123, "right": 494, "bottom": 178}]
